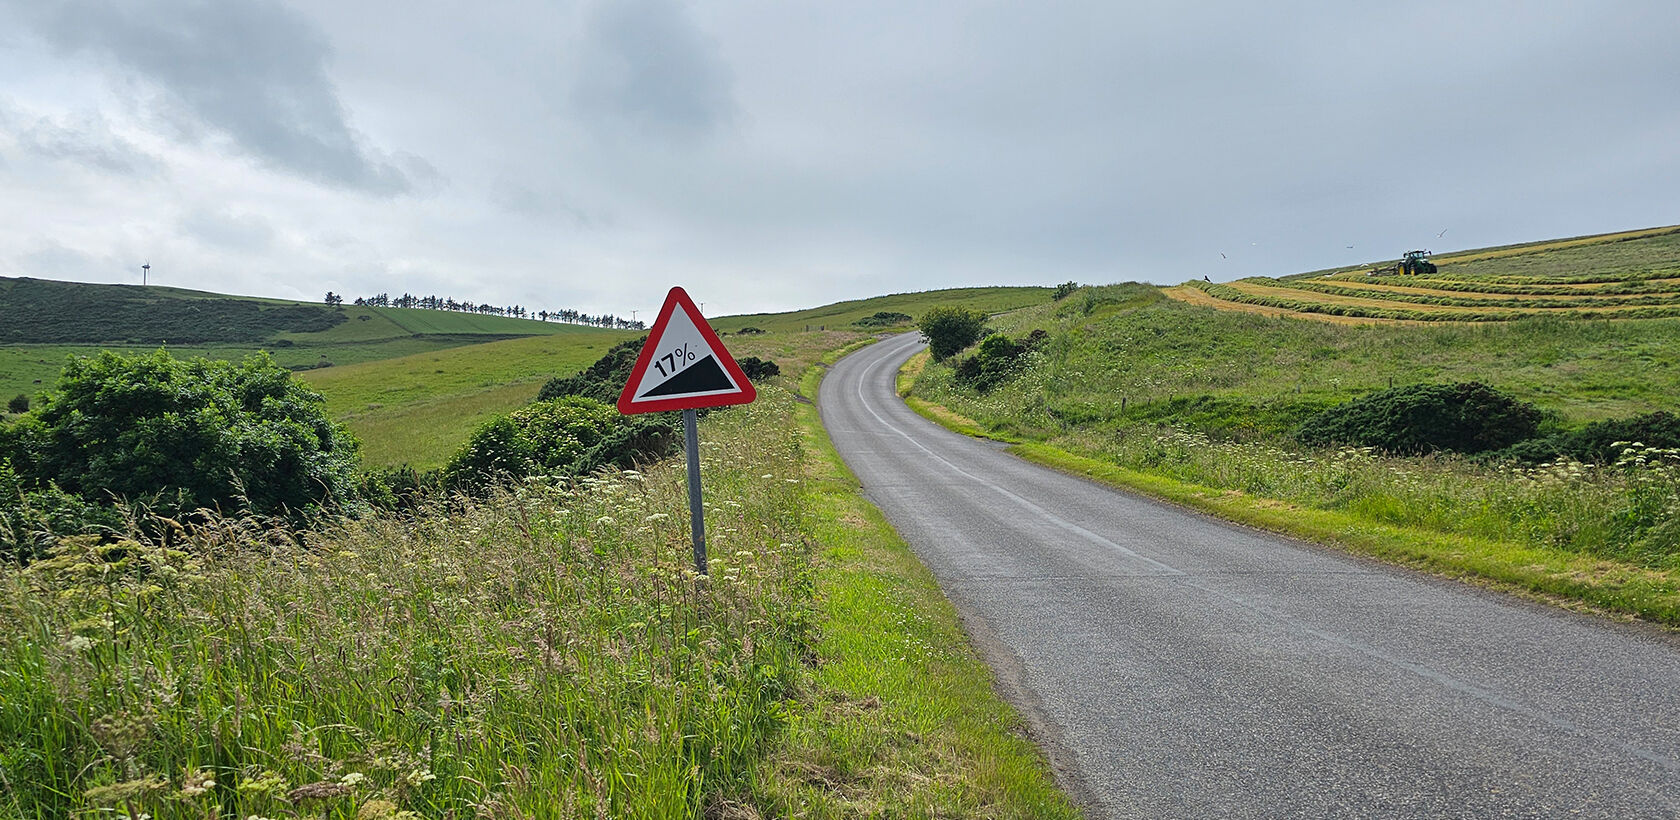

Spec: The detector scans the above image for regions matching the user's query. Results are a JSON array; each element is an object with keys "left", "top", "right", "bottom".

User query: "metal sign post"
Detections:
[
  {"left": 616, "top": 287, "right": 757, "bottom": 576},
  {"left": 683, "top": 408, "right": 707, "bottom": 574}
]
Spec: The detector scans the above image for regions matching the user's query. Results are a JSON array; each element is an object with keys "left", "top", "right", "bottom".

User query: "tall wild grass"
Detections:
[{"left": 1, "top": 391, "right": 811, "bottom": 819}]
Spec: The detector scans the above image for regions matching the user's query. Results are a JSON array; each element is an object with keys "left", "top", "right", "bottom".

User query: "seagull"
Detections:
[
  {"left": 1346, "top": 245, "right": 1354, "bottom": 249},
  {"left": 1437, "top": 228, "right": 1448, "bottom": 238},
  {"left": 1220, "top": 252, "right": 1227, "bottom": 259}
]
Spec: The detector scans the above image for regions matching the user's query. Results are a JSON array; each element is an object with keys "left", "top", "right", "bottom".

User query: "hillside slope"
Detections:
[
  {"left": 0, "top": 277, "right": 612, "bottom": 397},
  {"left": 1175, "top": 224, "right": 1680, "bottom": 322}
]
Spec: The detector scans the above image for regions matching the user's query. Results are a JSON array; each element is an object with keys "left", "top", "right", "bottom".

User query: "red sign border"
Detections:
[{"left": 617, "top": 287, "right": 757, "bottom": 414}]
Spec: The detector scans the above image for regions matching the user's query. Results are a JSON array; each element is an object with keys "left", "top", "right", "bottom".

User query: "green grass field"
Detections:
[
  {"left": 274, "top": 287, "right": 1054, "bottom": 470},
  {"left": 297, "top": 329, "right": 633, "bottom": 469},
  {"left": 0, "top": 279, "right": 602, "bottom": 399}
]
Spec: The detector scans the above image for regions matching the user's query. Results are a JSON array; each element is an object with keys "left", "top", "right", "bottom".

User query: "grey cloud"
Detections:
[
  {"left": 17, "top": 109, "right": 161, "bottom": 176},
  {"left": 12, "top": 0, "right": 431, "bottom": 194},
  {"left": 490, "top": 179, "right": 607, "bottom": 227},
  {"left": 572, "top": 0, "right": 736, "bottom": 142}
]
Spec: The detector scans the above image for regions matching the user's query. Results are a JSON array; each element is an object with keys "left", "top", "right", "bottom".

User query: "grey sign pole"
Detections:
[{"left": 683, "top": 408, "right": 707, "bottom": 574}]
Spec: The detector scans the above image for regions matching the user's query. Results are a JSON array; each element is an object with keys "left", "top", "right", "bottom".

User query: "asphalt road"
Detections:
[{"left": 819, "top": 332, "right": 1680, "bottom": 819}]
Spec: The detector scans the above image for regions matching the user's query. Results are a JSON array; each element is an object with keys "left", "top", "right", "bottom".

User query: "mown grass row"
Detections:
[
  {"left": 1319, "top": 274, "right": 1680, "bottom": 296},
  {"left": 1264, "top": 278, "right": 1680, "bottom": 309},
  {"left": 1187, "top": 280, "right": 1680, "bottom": 322}
]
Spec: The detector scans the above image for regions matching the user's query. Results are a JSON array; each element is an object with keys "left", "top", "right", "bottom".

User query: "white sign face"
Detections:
[{"left": 625, "top": 300, "right": 744, "bottom": 404}]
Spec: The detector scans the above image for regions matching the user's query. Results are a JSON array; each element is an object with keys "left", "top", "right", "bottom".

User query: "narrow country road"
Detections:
[{"left": 818, "top": 332, "right": 1680, "bottom": 819}]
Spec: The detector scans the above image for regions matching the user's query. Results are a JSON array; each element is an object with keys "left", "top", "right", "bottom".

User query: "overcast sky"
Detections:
[{"left": 1, "top": 1, "right": 1675, "bottom": 317}]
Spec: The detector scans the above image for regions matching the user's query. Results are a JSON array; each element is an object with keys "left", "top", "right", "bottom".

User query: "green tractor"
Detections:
[
  {"left": 1399, "top": 249, "right": 1437, "bottom": 275},
  {"left": 1369, "top": 249, "right": 1438, "bottom": 276}
]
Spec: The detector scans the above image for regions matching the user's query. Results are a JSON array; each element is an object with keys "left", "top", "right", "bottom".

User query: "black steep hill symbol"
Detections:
[{"left": 644, "top": 354, "right": 734, "bottom": 397}]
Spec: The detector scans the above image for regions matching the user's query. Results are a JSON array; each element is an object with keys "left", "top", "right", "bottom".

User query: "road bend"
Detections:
[{"left": 819, "top": 332, "right": 1680, "bottom": 819}]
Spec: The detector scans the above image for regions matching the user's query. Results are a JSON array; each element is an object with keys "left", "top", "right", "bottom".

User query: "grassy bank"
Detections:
[
  {"left": 2, "top": 394, "right": 813, "bottom": 818},
  {"left": 2, "top": 365, "right": 1079, "bottom": 818},
  {"left": 909, "top": 288, "right": 1680, "bottom": 625}
]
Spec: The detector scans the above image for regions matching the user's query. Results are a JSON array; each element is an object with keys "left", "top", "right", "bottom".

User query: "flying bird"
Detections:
[
  {"left": 1220, "top": 252, "right": 1227, "bottom": 259},
  {"left": 1437, "top": 228, "right": 1448, "bottom": 238}
]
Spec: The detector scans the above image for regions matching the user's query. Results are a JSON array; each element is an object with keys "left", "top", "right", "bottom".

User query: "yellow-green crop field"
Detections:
[{"left": 1175, "top": 225, "right": 1680, "bottom": 323}]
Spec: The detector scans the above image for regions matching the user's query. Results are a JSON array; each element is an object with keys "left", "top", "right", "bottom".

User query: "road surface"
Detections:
[{"left": 819, "top": 332, "right": 1680, "bottom": 819}]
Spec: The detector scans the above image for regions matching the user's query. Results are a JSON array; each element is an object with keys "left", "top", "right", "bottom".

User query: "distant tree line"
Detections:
[{"left": 332, "top": 291, "right": 646, "bottom": 330}]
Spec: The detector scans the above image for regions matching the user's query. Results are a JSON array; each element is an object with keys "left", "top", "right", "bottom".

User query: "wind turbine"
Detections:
[{"left": 141, "top": 261, "right": 151, "bottom": 286}]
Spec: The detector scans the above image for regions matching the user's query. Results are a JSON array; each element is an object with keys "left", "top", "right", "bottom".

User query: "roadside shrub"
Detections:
[
  {"left": 358, "top": 464, "right": 443, "bottom": 511},
  {"left": 739, "top": 356, "right": 781, "bottom": 381},
  {"left": 918, "top": 306, "right": 987, "bottom": 361},
  {"left": 537, "top": 337, "right": 646, "bottom": 403},
  {"left": 1500, "top": 411, "right": 1680, "bottom": 464},
  {"left": 15, "top": 349, "right": 360, "bottom": 519},
  {"left": 737, "top": 326, "right": 766, "bottom": 335},
  {"left": 444, "top": 396, "right": 677, "bottom": 489},
  {"left": 954, "top": 334, "right": 1026, "bottom": 393},
  {"left": 6, "top": 394, "right": 26, "bottom": 414},
  {"left": 1053, "top": 281, "right": 1080, "bottom": 300},
  {"left": 0, "top": 463, "right": 125, "bottom": 562},
  {"left": 1295, "top": 382, "right": 1541, "bottom": 455}
]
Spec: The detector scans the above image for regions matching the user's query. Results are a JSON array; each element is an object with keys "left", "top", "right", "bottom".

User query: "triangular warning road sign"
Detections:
[{"left": 617, "top": 287, "right": 757, "bottom": 414}]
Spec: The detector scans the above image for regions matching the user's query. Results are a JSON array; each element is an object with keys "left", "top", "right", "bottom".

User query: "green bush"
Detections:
[
  {"left": 358, "top": 464, "right": 443, "bottom": 511},
  {"left": 1500, "top": 411, "right": 1680, "bottom": 464},
  {"left": 855, "top": 311, "right": 912, "bottom": 327},
  {"left": 1052, "top": 281, "right": 1079, "bottom": 300},
  {"left": 0, "top": 460, "right": 125, "bottom": 562},
  {"left": 918, "top": 306, "right": 987, "bottom": 361},
  {"left": 954, "top": 334, "right": 1026, "bottom": 393},
  {"left": 1295, "top": 382, "right": 1541, "bottom": 455},
  {"left": 6, "top": 394, "right": 26, "bottom": 414},
  {"left": 444, "top": 396, "right": 677, "bottom": 489},
  {"left": 537, "top": 337, "right": 646, "bottom": 403},
  {"left": 14, "top": 349, "right": 360, "bottom": 519},
  {"left": 739, "top": 356, "right": 781, "bottom": 381}
]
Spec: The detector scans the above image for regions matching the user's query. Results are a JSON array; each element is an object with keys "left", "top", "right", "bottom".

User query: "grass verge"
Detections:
[
  {"left": 1010, "top": 442, "right": 1680, "bottom": 625},
  {"left": 751, "top": 361, "right": 1082, "bottom": 818},
  {"left": 898, "top": 367, "right": 1680, "bottom": 627}
]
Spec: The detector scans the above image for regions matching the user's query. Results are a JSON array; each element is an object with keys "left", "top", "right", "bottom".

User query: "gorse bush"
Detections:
[
  {"left": 1295, "top": 382, "right": 1541, "bottom": 455},
  {"left": 1499, "top": 411, "right": 1680, "bottom": 465},
  {"left": 854, "top": 311, "right": 912, "bottom": 327},
  {"left": 537, "top": 337, "right": 646, "bottom": 403},
  {"left": 738, "top": 356, "right": 781, "bottom": 381},
  {"left": 6, "top": 393, "right": 26, "bottom": 414}
]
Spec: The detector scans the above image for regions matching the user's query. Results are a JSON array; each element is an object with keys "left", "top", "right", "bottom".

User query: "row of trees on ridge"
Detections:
[{"left": 325, "top": 292, "right": 646, "bottom": 330}]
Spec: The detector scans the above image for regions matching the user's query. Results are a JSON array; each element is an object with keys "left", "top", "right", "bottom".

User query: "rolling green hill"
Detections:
[
  {"left": 0, "top": 277, "right": 610, "bottom": 399},
  {"left": 713, "top": 286, "right": 1052, "bottom": 334},
  {"left": 2, "top": 279, "right": 1055, "bottom": 469},
  {"left": 306, "top": 286, "right": 1056, "bottom": 469}
]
